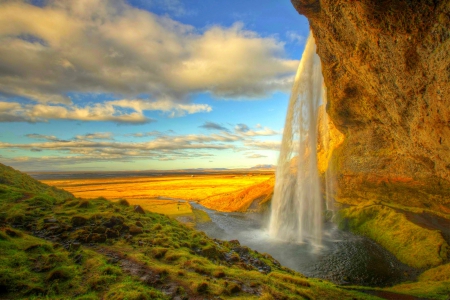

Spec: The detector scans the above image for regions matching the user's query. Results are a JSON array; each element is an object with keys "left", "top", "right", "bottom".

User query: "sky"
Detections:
[{"left": 0, "top": 0, "right": 310, "bottom": 172}]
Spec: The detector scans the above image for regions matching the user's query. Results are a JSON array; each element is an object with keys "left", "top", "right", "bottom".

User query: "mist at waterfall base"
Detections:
[
  {"left": 192, "top": 204, "right": 417, "bottom": 287},
  {"left": 192, "top": 34, "right": 418, "bottom": 286}
]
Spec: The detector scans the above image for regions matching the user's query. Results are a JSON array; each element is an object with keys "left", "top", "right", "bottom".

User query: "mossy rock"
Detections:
[{"left": 338, "top": 204, "right": 449, "bottom": 268}]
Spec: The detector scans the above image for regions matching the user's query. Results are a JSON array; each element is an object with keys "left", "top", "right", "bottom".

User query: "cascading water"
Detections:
[{"left": 269, "top": 32, "right": 325, "bottom": 245}]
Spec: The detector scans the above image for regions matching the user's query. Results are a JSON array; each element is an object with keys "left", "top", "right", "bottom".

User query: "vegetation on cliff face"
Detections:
[
  {"left": 338, "top": 203, "right": 449, "bottom": 268},
  {"left": 1, "top": 163, "right": 381, "bottom": 300}
]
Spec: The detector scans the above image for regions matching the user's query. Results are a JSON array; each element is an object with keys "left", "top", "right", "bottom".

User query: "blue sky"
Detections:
[{"left": 0, "top": 0, "right": 309, "bottom": 171}]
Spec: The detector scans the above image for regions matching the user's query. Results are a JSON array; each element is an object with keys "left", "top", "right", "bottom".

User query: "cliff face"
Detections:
[{"left": 292, "top": 0, "right": 450, "bottom": 212}]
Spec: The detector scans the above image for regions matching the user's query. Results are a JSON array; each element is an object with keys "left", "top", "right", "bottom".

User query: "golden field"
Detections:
[{"left": 42, "top": 173, "right": 275, "bottom": 215}]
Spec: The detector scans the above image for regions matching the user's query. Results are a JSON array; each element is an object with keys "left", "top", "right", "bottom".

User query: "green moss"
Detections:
[
  {"left": 338, "top": 204, "right": 449, "bottom": 268},
  {"left": 0, "top": 163, "right": 410, "bottom": 299},
  {"left": 419, "top": 263, "right": 450, "bottom": 282}
]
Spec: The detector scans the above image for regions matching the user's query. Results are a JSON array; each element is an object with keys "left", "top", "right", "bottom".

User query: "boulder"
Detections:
[
  {"left": 93, "top": 226, "right": 107, "bottom": 234},
  {"left": 71, "top": 216, "right": 87, "bottom": 227},
  {"left": 103, "top": 216, "right": 124, "bottom": 228},
  {"left": 105, "top": 228, "right": 119, "bottom": 238},
  {"left": 44, "top": 218, "right": 58, "bottom": 224},
  {"left": 134, "top": 205, "right": 145, "bottom": 214},
  {"left": 129, "top": 226, "right": 143, "bottom": 235},
  {"left": 86, "top": 233, "right": 106, "bottom": 243}
]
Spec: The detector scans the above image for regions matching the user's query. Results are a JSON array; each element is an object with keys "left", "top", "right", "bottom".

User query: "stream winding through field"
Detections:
[{"left": 190, "top": 203, "right": 418, "bottom": 287}]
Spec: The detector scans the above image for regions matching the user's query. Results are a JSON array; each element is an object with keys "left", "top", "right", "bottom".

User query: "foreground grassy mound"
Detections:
[
  {"left": 338, "top": 203, "right": 449, "bottom": 269},
  {"left": 0, "top": 164, "right": 378, "bottom": 299}
]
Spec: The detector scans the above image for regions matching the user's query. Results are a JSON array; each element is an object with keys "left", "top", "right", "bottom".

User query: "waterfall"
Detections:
[{"left": 269, "top": 32, "right": 325, "bottom": 245}]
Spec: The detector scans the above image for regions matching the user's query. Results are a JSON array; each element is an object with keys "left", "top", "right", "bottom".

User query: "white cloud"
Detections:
[
  {"left": 0, "top": 99, "right": 211, "bottom": 123},
  {"left": 0, "top": 0, "right": 297, "bottom": 115},
  {"left": 199, "top": 121, "right": 229, "bottom": 132},
  {"left": 247, "top": 153, "right": 267, "bottom": 159},
  {"left": 244, "top": 140, "right": 281, "bottom": 150},
  {"left": 75, "top": 132, "right": 114, "bottom": 140},
  {"left": 234, "top": 123, "right": 279, "bottom": 136},
  {"left": 286, "top": 31, "right": 305, "bottom": 44}
]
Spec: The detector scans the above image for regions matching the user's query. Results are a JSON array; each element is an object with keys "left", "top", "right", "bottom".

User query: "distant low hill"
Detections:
[{"left": 250, "top": 164, "right": 276, "bottom": 170}]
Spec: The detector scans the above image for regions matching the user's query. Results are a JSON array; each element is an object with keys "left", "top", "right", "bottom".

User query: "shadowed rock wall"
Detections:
[{"left": 292, "top": 0, "right": 450, "bottom": 212}]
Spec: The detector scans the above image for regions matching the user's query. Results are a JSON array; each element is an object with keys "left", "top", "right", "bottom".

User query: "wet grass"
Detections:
[{"left": 338, "top": 203, "right": 449, "bottom": 268}]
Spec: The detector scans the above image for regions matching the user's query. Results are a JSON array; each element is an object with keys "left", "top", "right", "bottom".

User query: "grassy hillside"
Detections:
[
  {"left": 2, "top": 163, "right": 449, "bottom": 299},
  {"left": 0, "top": 163, "right": 379, "bottom": 299}
]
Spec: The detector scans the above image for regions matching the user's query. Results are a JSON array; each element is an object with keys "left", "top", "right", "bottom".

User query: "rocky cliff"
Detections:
[{"left": 292, "top": 0, "right": 450, "bottom": 213}]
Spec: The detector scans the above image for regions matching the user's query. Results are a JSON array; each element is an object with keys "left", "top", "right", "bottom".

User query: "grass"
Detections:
[
  {"left": 338, "top": 203, "right": 449, "bottom": 268},
  {"left": 42, "top": 174, "right": 273, "bottom": 202},
  {"left": 200, "top": 177, "right": 275, "bottom": 212},
  {"left": 0, "top": 163, "right": 379, "bottom": 299},
  {"left": 42, "top": 173, "right": 275, "bottom": 216},
  {"left": 122, "top": 198, "right": 193, "bottom": 216},
  {"left": 384, "top": 263, "right": 450, "bottom": 300},
  {"left": 0, "top": 228, "right": 165, "bottom": 299}
]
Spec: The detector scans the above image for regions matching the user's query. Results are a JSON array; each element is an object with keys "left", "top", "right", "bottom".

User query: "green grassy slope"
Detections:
[{"left": 0, "top": 163, "right": 441, "bottom": 299}]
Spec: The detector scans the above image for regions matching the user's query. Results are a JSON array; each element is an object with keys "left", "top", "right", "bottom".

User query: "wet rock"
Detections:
[
  {"left": 229, "top": 239, "right": 240, "bottom": 247},
  {"left": 46, "top": 225, "right": 62, "bottom": 234},
  {"left": 120, "top": 224, "right": 130, "bottom": 232},
  {"left": 44, "top": 218, "right": 58, "bottom": 224},
  {"left": 232, "top": 246, "right": 250, "bottom": 256},
  {"left": 229, "top": 283, "right": 241, "bottom": 294},
  {"left": 118, "top": 199, "right": 130, "bottom": 206},
  {"left": 5, "top": 228, "right": 20, "bottom": 237},
  {"left": 201, "top": 245, "right": 223, "bottom": 260},
  {"left": 134, "top": 205, "right": 145, "bottom": 214},
  {"left": 196, "top": 282, "right": 208, "bottom": 294},
  {"left": 71, "top": 242, "right": 81, "bottom": 250},
  {"left": 71, "top": 216, "right": 87, "bottom": 227},
  {"left": 105, "top": 228, "right": 119, "bottom": 238},
  {"left": 225, "top": 252, "right": 240, "bottom": 263},
  {"left": 78, "top": 200, "right": 90, "bottom": 208},
  {"left": 129, "top": 226, "right": 143, "bottom": 235},
  {"left": 74, "top": 254, "right": 83, "bottom": 265},
  {"left": 46, "top": 269, "right": 70, "bottom": 281},
  {"left": 103, "top": 216, "right": 124, "bottom": 228},
  {"left": 86, "top": 233, "right": 106, "bottom": 243},
  {"left": 93, "top": 226, "right": 107, "bottom": 234}
]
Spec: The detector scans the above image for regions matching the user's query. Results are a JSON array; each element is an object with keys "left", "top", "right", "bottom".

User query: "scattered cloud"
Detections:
[
  {"left": 234, "top": 123, "right": 278, "bottom": 136},
  {"left": 244, "top": 140, "right": 281, "bottom": 150},
  {"left": 125, "top": 131, "right": 162, "bottom": 138},
  {"left": 25, "top": 133, "right": 61, "bottom": 141},
  {"left": 75, "top": 132, "right": 114, "bottom": 140},
  {"left": 199, "top": 121, "right": 229, "bottom": 132},
  {"left": 235, "top": 123, "right": 250, "bottom": 133},
  {"left": 0, "top": 99, "right": 212, "bottom": 124},
  {"left": 4, "top": 124, "right": 282, "bottom": 169}
]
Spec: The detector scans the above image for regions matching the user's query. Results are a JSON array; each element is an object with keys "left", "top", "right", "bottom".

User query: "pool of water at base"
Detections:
[{"left": 190, "top": 203, "right": 419, "bottom": 287}]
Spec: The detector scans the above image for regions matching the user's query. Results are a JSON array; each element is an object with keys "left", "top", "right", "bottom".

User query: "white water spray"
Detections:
[{"left": 269, "top": 33, "right": 325, "bottom": 245}]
